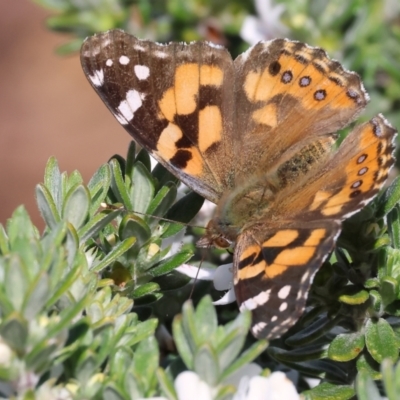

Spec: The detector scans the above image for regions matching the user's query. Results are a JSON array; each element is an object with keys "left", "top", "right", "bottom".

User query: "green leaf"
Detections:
[
  {"left": 146, "top": 183, "right": 177, "bottom": 225},
  {"left": 149, "top": 250, "right": 193, "bottom": 277},
  {"left": 377, "top": 175, "right": 400, "bottom": 218},
  {"left": 195, "top": 296, "right": 217, "bottom": 343},
  {"left": 268, "top": 343, "right": 328, "bottom": 363},
  {"left": 328, "top": 331, "right": 365, "bottom": 362},
  {"left": 194, "top": 344, "right": 219, "bottom": 386},
  {"left": 0, "top": 224, "right": 9, "bottom": 255},
  {"left": 156, "top": 367, "right": 177, "bottom": 400},
  {"left": 369, "top": 290, "right": 382, "bottom": 314},
  {"left": 338, "top": 286, "right": 369, "bottom": 305},
  {"left": 356, "top": 353, "right": 381, "bottom": 380},
  {"left": 166, "top": 191, "right": 205, "bottom": 224},
  {"left": 135, "top": 148, "right": 152, "bottom": 172},
  {"left": 78, "top": 209, "right": 123, "bottom": 242},
  {"left": 132, "top": 336, "right": 159, "bottom": 392},
  {"left": 0, "top": 313, "right": 28, "bottom": 354},
  {"left": 125, "top": 141, "right": 136, "bottom": 177},
  {"left": 62, "top": 183, "right": 90, "bottom": 229},
  {"left": 36, "top": 183, "right": 61, "bottom": 229},
  {"left": 44, "top": 156, "right": 62, "bottom": 212},
  {"left": 22, "top": 272, "right": 50, "bottom": 320},
  {"left": 172, "top": 314, "right": 194, "bottom": 369},
  {"left": 91, "top": 237, "right": 136, "bottom": 272},
  {"left": 356, "top": 371, "right": 382, "bottom": 400},
  {"left": 303, "top": 382, "right": 355, "bottom": 400},
  {"left": 152, "top": 162, "right": 180, "bottom": 188},
  {"left": 110, "top": 158, "right": 133, "bottom": 210},
  {"left": 130, "top": 161, "right": 155, "bottom": 214},
  {"left": 153, "top": 270, "right": 191, "bottom": 291},
  {"left": 285, "top": 314, "right": 342, "bottom": 346},
  {"left": 4, "top": 255, "right": 27, "bottom": 312},
  {"left": 381, "top": 276, "right": 398, "bottom": 306},
  {"left": 365, "top": 318, "right": 399, "bottom": 363},
  {"left": 87, "top": 163, "right": 112, "bottom": 215},
  {"left": 119, "top": 214, "right": 151, "bottom": 251},
  {"left": 103, "top": 384, "right": 126, "bottom": 400},
  {"left": 221, "top": 339, "right": 268, "bottom": 380},
  {"left": 131, "top": 282, "right": 160, "bottom": 299},
  {"left": 388, "top": 205, "right": 400, "bottom": 249},
  {"left": 128, "top": 319, "right": 158, "bottom": 347},
  {"left": 381, "top": 359, "right": 400, "bottom": 400}
]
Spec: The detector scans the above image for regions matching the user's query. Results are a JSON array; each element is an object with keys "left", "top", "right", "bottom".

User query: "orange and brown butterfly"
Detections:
[{"left": 80, "top": 30, "right": 397, "bottom": 340}]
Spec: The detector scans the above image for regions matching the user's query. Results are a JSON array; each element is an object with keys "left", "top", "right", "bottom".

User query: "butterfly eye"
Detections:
[{"left": 214, "top": 236, "right": 231, "bottom": 249}]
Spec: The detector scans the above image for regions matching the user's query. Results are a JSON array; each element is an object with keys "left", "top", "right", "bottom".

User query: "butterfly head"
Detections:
[{"left": 196, "top": 218, "right": 235, "bottom": 249}]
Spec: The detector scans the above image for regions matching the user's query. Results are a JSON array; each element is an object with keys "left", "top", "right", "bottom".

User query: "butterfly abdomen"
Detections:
[{"left": 276, "top": 139, "right": 334, "bottom": 188}]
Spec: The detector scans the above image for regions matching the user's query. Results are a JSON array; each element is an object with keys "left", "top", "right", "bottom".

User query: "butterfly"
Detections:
[{"left": 80, "top": 29, "right": 397, "bottom": 339}]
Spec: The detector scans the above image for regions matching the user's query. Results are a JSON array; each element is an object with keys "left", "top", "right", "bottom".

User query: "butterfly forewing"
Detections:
[
  {"left": 81, "top": 29, "right": 236, "bottom": 204},
  {"left": 233, "top": 40, "right": 368, "bottom": 180}
]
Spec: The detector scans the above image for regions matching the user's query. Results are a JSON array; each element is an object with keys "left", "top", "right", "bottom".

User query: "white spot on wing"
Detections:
[
  {"left": 88, "top": 69, "right": 104, "bottom": 87},
  {"left": 114, "top": 113, "right": 128, "bottom": 125},
  {"left": 154, "top": 50, "right": 168, "bottom": 58},
  {"left": 134, "top": 65, "right": 150, "bottom": 80},
  {"left": 206, "top": 41, "right": 224, "bottom": 49},
  {"left": 278, "top": 285, "right": 291, "bottom": 299},
  {"left": 271, "top": 315, "right": 278, "bottom": 322},
  {"left": 252, "top": 322, "right": 267, "bottom": 335},
  {"left": 279, "top": 302, "right": 287, "bottom": 312},
  {"left": 106, "top": 59, "right": 113, "bottom": 67},
  {"left": 239, "top": 289, "right": 271, "bottom": 311},
  {"left": 134, "top": 44, "right": 146, "bottom": 51},
  {"left": 117, "top": 90, "right": 144, "bottom": 121},
  {"left": 119, "top": 55, "right": 130, "bottom": 65}
]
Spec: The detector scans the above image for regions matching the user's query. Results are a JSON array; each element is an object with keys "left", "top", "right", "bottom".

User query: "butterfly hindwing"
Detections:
[
  {"left": 277, "top": 114, "right": 397, "bottom": 221},
  {"left": 80, "top": 29, "right": 235, "bottom": 203},
  {"left": 234, "top": 220, "right": 341, "bottom": 339}
]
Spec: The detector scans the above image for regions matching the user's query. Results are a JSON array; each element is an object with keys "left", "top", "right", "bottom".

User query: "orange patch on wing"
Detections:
[
  {"left": 243, "top": 71, "right": 262, "bottom": 102},
  {"left": 156, "top": 123, "right": 182, "bottom": 159},
  {"left": 274, "top": 246, "right": 316, "bottom": 265},
  {"left": 310, "top": 190, "right": 332, "bottom": 210},
  {"left": 252, "top": 103, "right": 278, "bottom": 127},
  {"left": 265, "top": 263, "right": 288, "bottom": 278},
  {"left": 304, "top": 229, "right": 326, "bottom": 246},
  {"left": 200, "top": 65, "right": 224, "bottom": 86},
  {"left": 263, "top": 229, "right": 299, "bottom": 247},
  {"left": 159, "top": 88, "right": 176, "bottom": 121},
  {"left": 198, "top": 106, "right": 222, "bottom": 152},
  {"left": 322, "top": 204, "right": 344, "bottom": 216},
  {"left": 237, "top": 259, "right": 266, "bottom": 280},
  {"left": 182, "top": 147, "right": 204, "bottom": 176},
  {"left": 240, "top": 244, "right": 260, "bottom": 261},
  {"left": 175, "top": 64, "right": 200, "bottom": 115}
]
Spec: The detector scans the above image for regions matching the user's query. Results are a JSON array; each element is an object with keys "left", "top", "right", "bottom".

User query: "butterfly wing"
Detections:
[
  {"left": 277, "top": 114, "right": 397, "bottom": 220},
  {"left": 80, "top": 29, "right": 235, "bottom": 203},
  {"left": 234, "top": 220, "right": 341, "bottom": 339},
  {"left": 233, "top": 39, "right": 368, "bottom": 179}
]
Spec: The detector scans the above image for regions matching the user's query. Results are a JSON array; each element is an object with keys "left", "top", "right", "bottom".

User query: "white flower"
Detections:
[
  {"left": 241, "top": 0, "right": 288, "bottom": 45},
  {"left": 176, "top": 262, "right": 236, "bottom": 306},
  {"left": 234, "top": 371, "right": 300, "bottom": 400},
  {"left": 0, "top": 339, "right": 13, "bottom": 366},
  {"left": 175, "top": 371, "right": 216, "bottom": 400}
]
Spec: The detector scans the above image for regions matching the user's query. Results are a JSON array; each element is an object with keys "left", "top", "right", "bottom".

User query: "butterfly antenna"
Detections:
[{"left": 189, "top": 249, "right": 208, "bottom": 300}]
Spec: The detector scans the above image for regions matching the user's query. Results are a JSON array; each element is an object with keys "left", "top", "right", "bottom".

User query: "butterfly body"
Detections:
[{"left": 81, "top": 30, "right": 397, "bottom": 339}]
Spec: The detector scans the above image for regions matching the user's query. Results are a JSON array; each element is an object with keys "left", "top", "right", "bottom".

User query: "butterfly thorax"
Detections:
[{"left": 198, "top": 137, "right": 335, "bottom": 249}]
